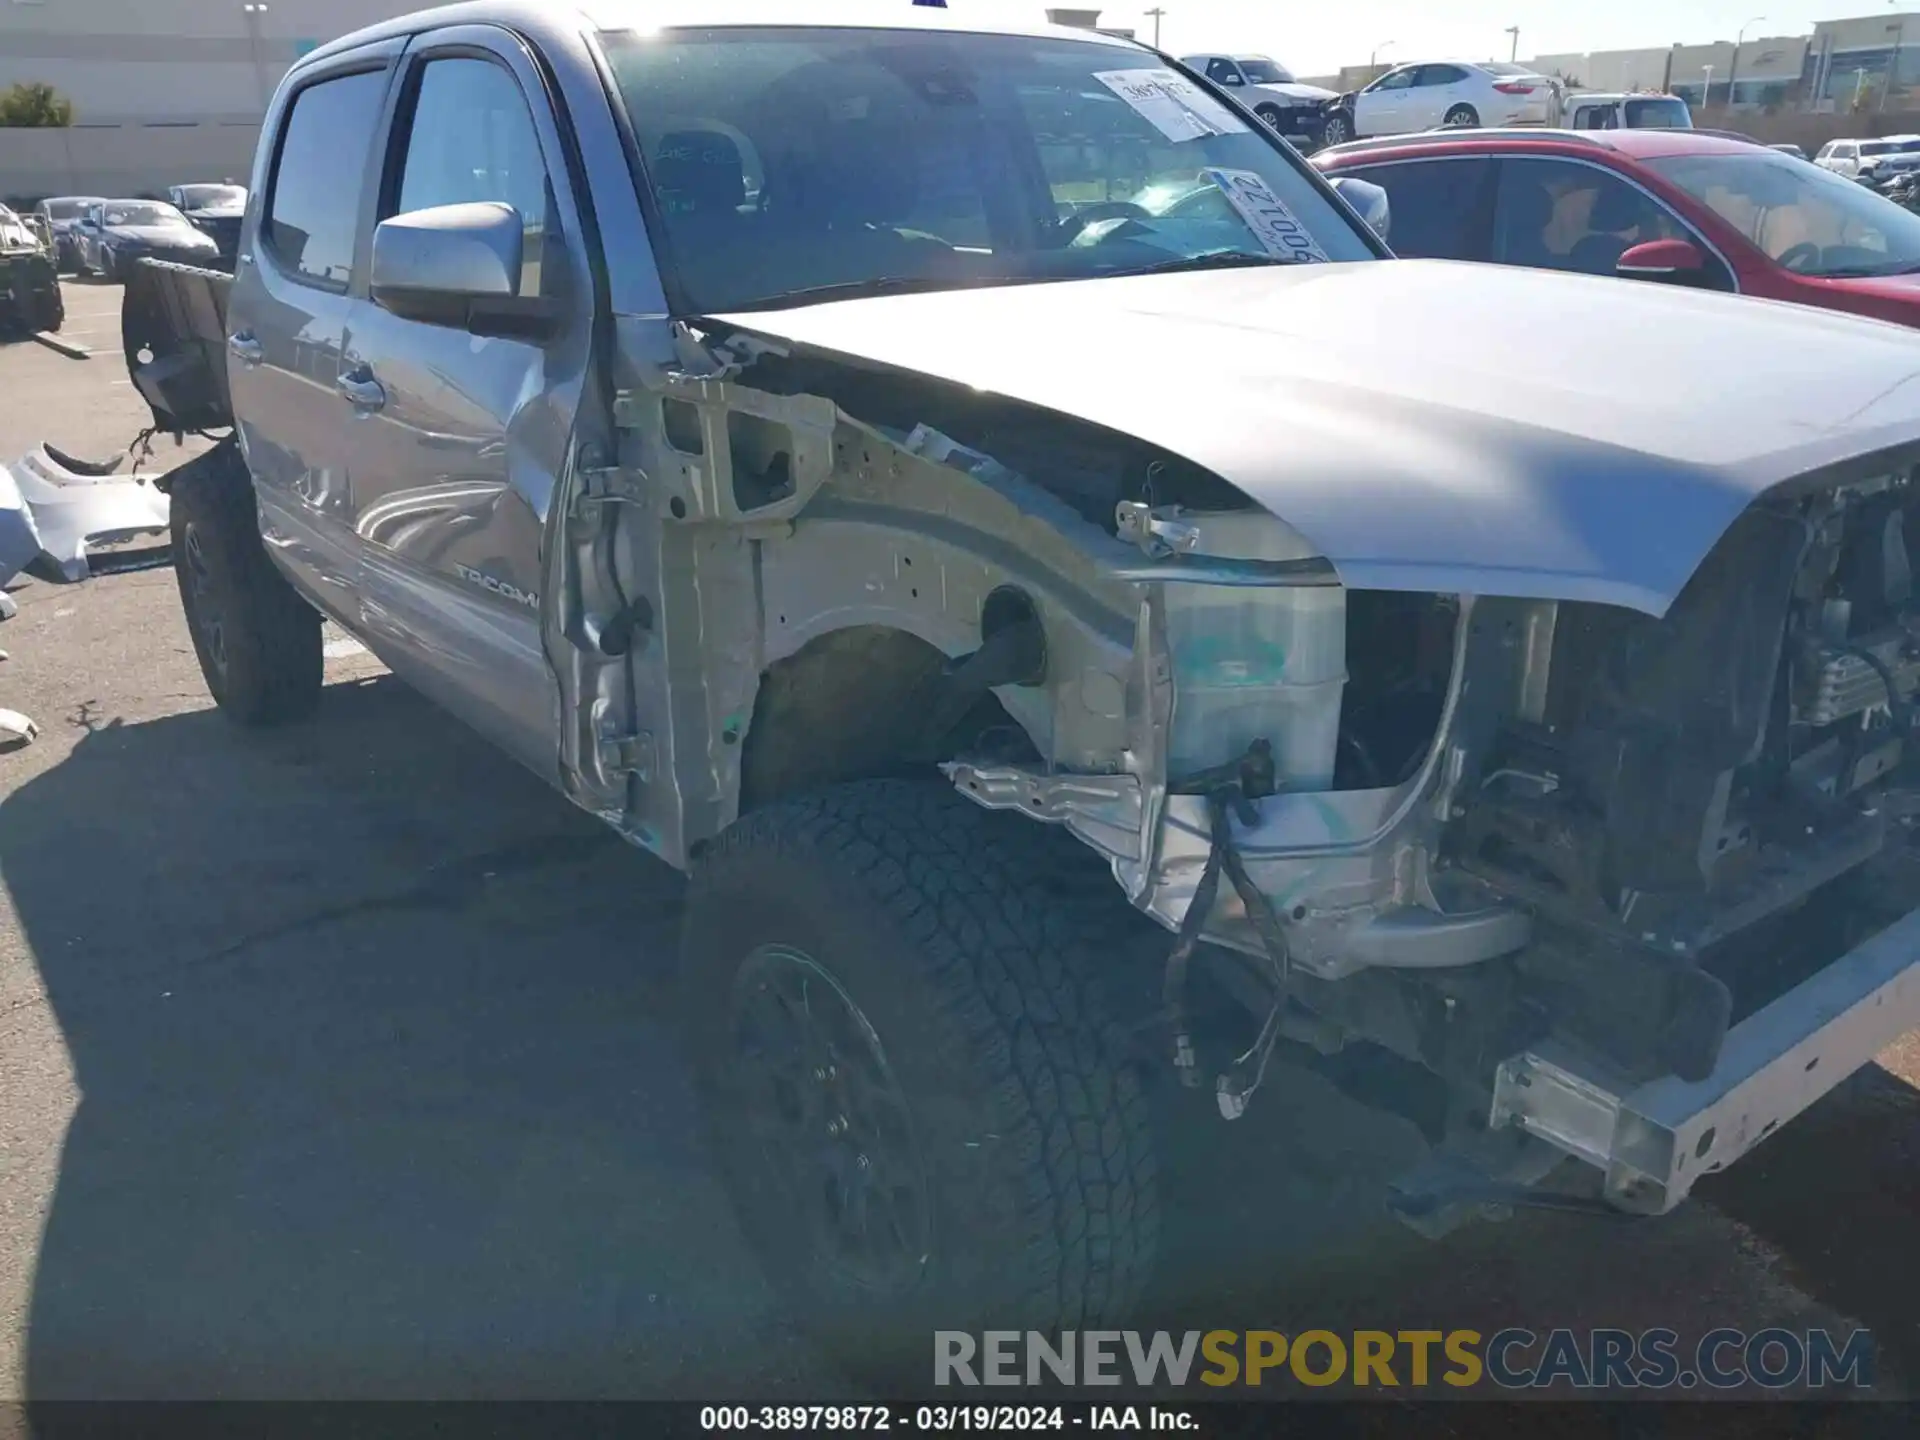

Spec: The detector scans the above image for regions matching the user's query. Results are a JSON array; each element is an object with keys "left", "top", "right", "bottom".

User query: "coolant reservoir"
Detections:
[{"left": 1160, "top": 511, "right": 1347, "bottom": 791}]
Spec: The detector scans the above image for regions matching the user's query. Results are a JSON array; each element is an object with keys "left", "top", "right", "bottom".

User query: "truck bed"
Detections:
[{"left": 122, "top": 258, "right": 236, "bottom": 436}]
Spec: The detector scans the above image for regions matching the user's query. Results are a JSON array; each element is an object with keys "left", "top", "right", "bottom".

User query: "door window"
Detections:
[
  {"left": 1415, "top": 65, "right": 1469, "bottom": 87},
  {"left": 1492, "top": 157, "right": 1694, "bottom": 277},
  {"left": 264, "top": 68, "right": 390, "bottom": 289},
  {"left": 387, "top": 56, "right": 553, "bottom": 296},
  {"left": 1370, "top": 68, "right": 1418, "bottom": 92},
  {"left": 1205, "top": 59, "right": 1245, "bottom": 86},
  {"left": 1346, "top": 159, "right": 1495, "bottom": 260}
]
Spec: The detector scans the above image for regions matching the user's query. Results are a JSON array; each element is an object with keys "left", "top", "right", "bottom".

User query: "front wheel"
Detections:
[
  {"left": 683, "top": 781, "right": 1160, "bottom": 1381},
  {"left": 169, "top": 446, "right": 323, "bottom": 726},
  {"left": 1443, "top": 104, "right": 1480, "bottom": 128},
  {"left": 1322, "top": 110, "right": 1354, "bottom": 146}
]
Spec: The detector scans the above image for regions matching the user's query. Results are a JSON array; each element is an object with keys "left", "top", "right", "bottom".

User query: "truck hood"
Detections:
[
  {"left": 1253, "top": 80, "right": 1338, "bottom": 105},
  {"left": 714, "top": 260, "right": 1920, "bottom": 617}
]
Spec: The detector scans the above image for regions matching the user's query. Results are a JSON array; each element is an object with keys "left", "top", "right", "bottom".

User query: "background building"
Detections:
[{"left": 1, "top": 0, "right": 413, "bottom": 200}]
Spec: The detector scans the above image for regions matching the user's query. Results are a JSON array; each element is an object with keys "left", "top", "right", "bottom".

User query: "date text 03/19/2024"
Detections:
[{"left": 699, "top": 1406, "right": 1197, "bottom": 1432}]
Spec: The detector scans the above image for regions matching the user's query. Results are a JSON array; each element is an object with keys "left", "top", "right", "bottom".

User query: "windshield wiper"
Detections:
[
  {"left": 733, "top": 274, "right": 1014, "bottom": 312},
  {"left": 1123, "top": 250, "right": 1308, "bottom": 277}
]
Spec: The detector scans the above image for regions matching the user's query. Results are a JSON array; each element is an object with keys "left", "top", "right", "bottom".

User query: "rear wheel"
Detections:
[
  {"left": 1444, "top": 103, "right": 1480, "bottom": 128},
  {"left": 683, "top": 781, "right": 1160, "bottom": 1382},
  {"left": 169, "top": 446, "right": 323, "bottom": 726}
]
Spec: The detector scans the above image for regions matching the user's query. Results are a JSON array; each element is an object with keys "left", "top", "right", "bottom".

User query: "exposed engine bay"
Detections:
[{"left": 703, "top": 329, "right": 1920, "bottom": 1225}]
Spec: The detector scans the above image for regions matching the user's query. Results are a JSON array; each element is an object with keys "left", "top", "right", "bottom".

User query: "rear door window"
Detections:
[
  {"left": 1344, "top": 158, "right": 1495, "bottom": 260},
  {"left": 264, "top": 67, "right": 390, "bottom": 289}
]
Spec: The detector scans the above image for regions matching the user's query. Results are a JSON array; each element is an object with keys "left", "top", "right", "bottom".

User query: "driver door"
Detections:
[
  {"left": 337, "top": 27, "right": 596, "bottom": 773},
  {"left": 1356, "top": 67, "right": 1418, "bottom": 136}
]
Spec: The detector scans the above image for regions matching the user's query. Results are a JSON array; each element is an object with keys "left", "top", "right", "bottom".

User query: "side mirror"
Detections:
[
  {"left": 1329, "top": 175, "right": 1391, "bottom": 244},
  {"left": 370, "top": 201, "right": 557, "bottom": 339},
  {"left": 1220, "top": 73, "right": 1245, "bottom": 86},
  {"left": 1616, "top": 238, "right": 1708, "bottom": 283}
]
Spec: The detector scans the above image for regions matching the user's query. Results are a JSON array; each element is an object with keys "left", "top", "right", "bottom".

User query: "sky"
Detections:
[{"left": 924, "top": 0, "right": 1917, "bottom": 76}]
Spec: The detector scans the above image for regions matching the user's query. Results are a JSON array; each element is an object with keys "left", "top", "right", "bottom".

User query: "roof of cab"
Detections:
[{"left": 294, "top": 0, "right": 1144, "bottom": 71}]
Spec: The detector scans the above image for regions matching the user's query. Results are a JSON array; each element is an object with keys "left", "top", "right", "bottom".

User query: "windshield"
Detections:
[
  {"left": 102, "top": 202, "right": 183, "bottom": 227},
  {"left": 1624, "top": 97, "right": 1690, "bottom": 128},
  {"left": 1235, "top": 57, "right": 1295, "bottom": 84},
  {"left": 1647, "top": 151, "right": 1920, "bottom": 277},
  {"left": 177, "top": 185, "right": 245, "bottom": 208},
  {"left": 598, "top": 27, "right": 1373, "bottom": 313}
]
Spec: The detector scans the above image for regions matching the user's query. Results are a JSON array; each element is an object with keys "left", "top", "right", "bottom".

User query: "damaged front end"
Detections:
[
  {"left": 910, "top": 449, "right": 1920, "bottom": 1237},
  {"left": 954, "top": 468, "right": 1920, "bottom": 1230},
  {"left": 600, "top": 304, "right": 1920, "bottom": 1236}
]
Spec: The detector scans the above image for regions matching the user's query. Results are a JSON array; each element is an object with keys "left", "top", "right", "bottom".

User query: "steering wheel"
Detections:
[
  {"left": 1776, "top": 240, "right": 1822, "bottom": 273},
  {"left": 1057, "top": 199, "right": 1153, "bottom": 239}
]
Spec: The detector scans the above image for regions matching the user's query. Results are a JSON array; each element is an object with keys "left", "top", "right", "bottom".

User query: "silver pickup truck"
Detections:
[{"left": 123, "top": 0, "right": 1920, "bottom": 1368}]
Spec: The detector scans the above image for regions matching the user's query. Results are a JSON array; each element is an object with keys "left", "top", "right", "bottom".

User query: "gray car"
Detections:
[
  {"left": 72, "top": 198, "right": 220, "bottom": 280},
  {"left": 166, "top": 182, "right": 249, "bottom": 267},
  {"left": 123, "top": 0, "right": 1920, "bottom": 1371},
  {"left": 30, "top": 195, "right": 105, "bottom": 274}
]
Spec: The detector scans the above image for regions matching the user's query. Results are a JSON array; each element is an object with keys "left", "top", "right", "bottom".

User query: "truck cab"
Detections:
[{"left": 1564, "top": 91, "right": 1693, "bottom": 131}]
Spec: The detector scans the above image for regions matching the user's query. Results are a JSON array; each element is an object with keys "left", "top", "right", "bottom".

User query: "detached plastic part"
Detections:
[
  {"left": 0, "top": 707, "right": 36, "bottom": 751},
  {"left": 0, "top": 444, "right": 171, "bottom": 585}
]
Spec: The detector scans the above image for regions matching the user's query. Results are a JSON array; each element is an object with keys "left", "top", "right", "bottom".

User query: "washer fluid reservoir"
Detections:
[{"left": 1160, "top": 510, "right": 1346, "bottom": 791}]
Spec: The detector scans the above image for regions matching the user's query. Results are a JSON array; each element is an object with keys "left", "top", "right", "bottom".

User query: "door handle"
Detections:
[
  {"left": 227, "top": 331, "right": 263, "bottom": 365},
  {"left": 335, "top": 366, "right": 387, "bottom": 413}
]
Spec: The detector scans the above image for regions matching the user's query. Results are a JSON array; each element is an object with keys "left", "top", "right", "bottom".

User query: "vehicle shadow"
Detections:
[
  {"left": 4, "top": 675, "right": 830, "bottom": 1399},
  {"left": 7, "top": 670, "right": 1918, "bottom": 1400}
]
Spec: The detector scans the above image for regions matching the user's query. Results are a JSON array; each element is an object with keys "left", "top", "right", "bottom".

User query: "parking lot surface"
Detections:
[{"left": 0, "top": 281, "right": 1916, "bottom": 1403}]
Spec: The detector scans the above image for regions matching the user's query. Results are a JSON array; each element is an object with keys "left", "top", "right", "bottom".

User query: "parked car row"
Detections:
[
  {"left": 29, "top": 183, "right": 246, "bottom": 278},
  {"left": 1313, "top": 126, "right": 1920, "bottom": 327},
  {"left": 1814, "top": 134, "right": 1920, "bottom": 193},
  {"left": 1170, "top": 54, "right": 1583, "bottom": 153}
]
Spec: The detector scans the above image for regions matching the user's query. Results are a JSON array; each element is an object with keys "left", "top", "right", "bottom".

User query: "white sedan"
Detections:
[{"left": 1331, "top": 60, "right": 1558, "bottom": 143}]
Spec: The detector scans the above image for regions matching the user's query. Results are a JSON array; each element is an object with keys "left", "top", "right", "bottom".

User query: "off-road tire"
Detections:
[
  {"left": 683, "top": 780, "right": 1160, "bottom": 1382},
  {"left": 169, "top": 447, "right": 323, "bottom": 726},
  {"left": 1444, "top": 104, "right": 1480, "bottom": 128}
]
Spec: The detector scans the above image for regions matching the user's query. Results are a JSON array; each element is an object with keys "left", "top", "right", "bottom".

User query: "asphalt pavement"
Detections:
[{"left": 0, "top": 281, "right": 1916, "bottom": 1405}]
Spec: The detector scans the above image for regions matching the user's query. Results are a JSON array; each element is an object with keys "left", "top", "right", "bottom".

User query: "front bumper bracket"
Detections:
[{"left": 1488, "top": 902, "right": 1920, "bottom": 1213}]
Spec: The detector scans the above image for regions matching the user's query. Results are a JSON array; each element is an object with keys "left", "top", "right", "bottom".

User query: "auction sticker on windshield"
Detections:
[
  {"left": 1094, "top": 68, "right": 1248, "bottom": 142},
  {"left": 1202, "top": 167, "right": 1332, "bottom": 262}
]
